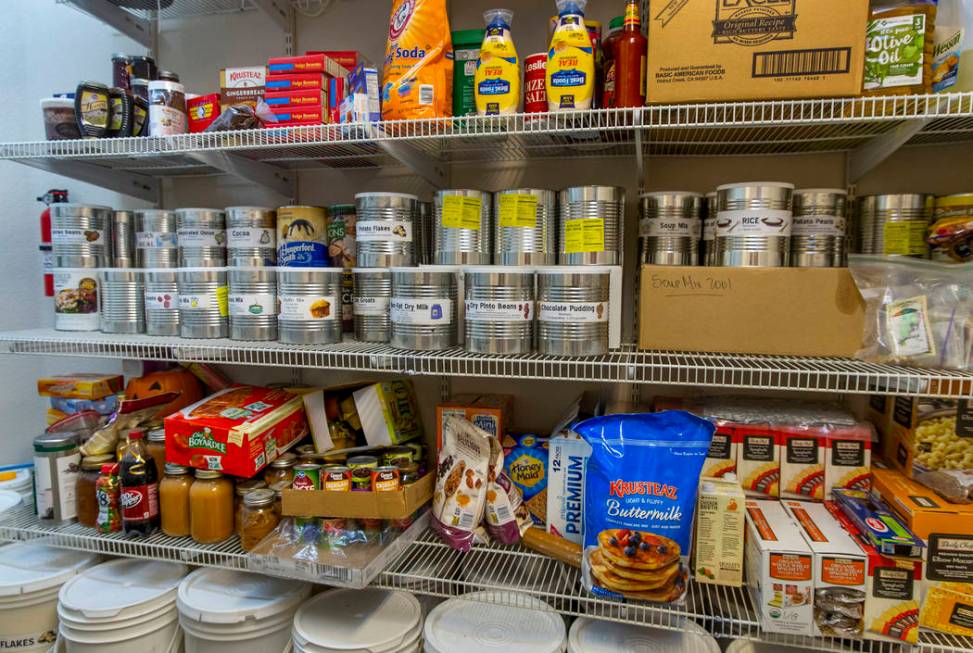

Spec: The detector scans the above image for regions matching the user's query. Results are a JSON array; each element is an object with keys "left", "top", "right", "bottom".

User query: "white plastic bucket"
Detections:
[
  {"left": 293, "top": 589, "right": 422, "bottom": 653},
  {"left": 57, "top": 559, "right": 186, "bottom": 653},
  {"left": 0, "top": 543, "right": 98, "bottom": 653},
  {"left": 177, "top": 568, "right": 309, "bottom": 653}
]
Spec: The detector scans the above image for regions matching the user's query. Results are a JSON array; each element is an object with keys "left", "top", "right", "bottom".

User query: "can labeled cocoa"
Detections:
[{"left": 524, "top": 53, "right": 547, "bottom": 114}]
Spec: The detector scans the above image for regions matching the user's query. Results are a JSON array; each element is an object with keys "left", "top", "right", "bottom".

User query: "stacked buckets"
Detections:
[{"left": 293, "top": 589, "right": 423, "bottom": 653}]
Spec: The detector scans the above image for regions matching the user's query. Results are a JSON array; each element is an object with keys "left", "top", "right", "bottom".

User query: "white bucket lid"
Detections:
[
  {"left": 293, "top": 588, "right": 421, "bottom": 651},
  {"left": 177, "top": 568, "right": 310, "bottom": 624},
  {"left": 0, "top": 543, "right": 98, "bottom": 597},
  {"left": 59, "top": 559, "right": 187, "bottom": 620},
  {"left": 0, "top": 490, "right": 20, "bottom": 517},
  {"left": 424, "top": 591, "right": 565, "bottom": 653},
  {"left": 0, "top": 469, "right": 32, "bottom": 491},
  {"left": 568, "top": 617, "right": 719, "bottom": 653},
  {"left": 723, "top": 640, "right": 832, "bottom": 653}
]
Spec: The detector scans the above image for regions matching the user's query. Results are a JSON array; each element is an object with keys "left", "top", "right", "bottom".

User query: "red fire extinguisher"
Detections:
[{"left": 38, "top": 189, "right": 68, "bottom": 297}]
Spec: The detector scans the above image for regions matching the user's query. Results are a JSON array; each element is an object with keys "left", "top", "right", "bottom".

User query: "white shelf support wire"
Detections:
[
  {"left": 60, "top": 0, "right": 154, "bottom": 48},
  {"left": 185, "top": 150, "right": 296, "bottom": 199},
  {"left": 13, "top": 157, "right": 160, "bottom": 202}
]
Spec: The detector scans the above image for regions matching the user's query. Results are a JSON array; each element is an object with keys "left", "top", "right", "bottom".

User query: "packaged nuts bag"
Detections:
[{"left": 432, "top": 416, "right": 491, "bottom": 551}]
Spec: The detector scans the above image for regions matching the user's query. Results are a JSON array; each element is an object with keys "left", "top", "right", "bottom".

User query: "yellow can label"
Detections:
[
  {"left": 441, "top": 196, "right": 482, "bottom": 230},
  {"left": 564, "top": 218, "right": 605, "bottom": 254},
  {"left": 498, "top": 194, "right": 537, "bottom": 228},
  {"left": 883, "top": 221, "right": 928, "bottom": 256},
  {"left": 216, "top": 285, "right": 229, "bottom": 317}
]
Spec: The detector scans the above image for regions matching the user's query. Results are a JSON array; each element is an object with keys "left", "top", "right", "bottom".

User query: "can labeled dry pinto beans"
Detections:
[
  {"left": 291, "top": 463, "right": 321, "bottom": 490},
  {"left": 323, "top": 465, "right": 351, "bottom": 491},
  {"left": 372, "top": 466, "right": 401, "bottom": 492},
  {"left": 524, "top": 53, "right": 547, "bottom": 114}
]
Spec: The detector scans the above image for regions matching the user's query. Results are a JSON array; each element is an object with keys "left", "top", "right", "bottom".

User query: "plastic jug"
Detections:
[
  {"left": 546, "top": 0, "right": 595, "bottom": 111},
  {"left": 475, "top": 9, "right": 521, "bottom": 116}
]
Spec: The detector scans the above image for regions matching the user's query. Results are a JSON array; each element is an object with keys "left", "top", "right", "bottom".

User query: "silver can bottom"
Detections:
[
  {"left": 391, "top": 329, "right": 454, "bottom": 351},
  {"left": 465, "top": 335, "right": 532, "bottom": 355},
  {"left": 180, "top": 321, "right": 228, "bottom": 339},
  {"left": 278, "top": 322, "right": 342, "bottom": 345},
  {"left": 496, "top": 252, "right": 556, "bottom": 266},
  {"left": 101, "top": 318, "right": 145, "bottom": 334},
  {"left": 146, "top": 320, "right": 180, "bottom": 337},
  {"left": 230, "top": 319, "right": 278, "bottom": 341},
  {"left": 718, "top": 249, "right": 789, "bottom": 267}
]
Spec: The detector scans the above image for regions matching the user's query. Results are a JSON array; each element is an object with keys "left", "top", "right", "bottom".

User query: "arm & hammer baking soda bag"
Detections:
[{"left": 382, "top": 0, "right": 454, "bottom": 120}]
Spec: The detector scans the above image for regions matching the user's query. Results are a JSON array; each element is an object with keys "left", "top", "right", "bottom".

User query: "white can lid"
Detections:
[
  {"left": 716, "top": 181, "right": 795, "bottom": 191},
  {"left": 569, "top": 617, "right": 719, "bottom": 653},
  {"left": 59, "top": 559, "right": 187, "bottom": 620},
  {"left": 424, "top": 591, "right": 565, "bottom": 653},
  {"left": 0, "top": 542, "right": 98, "bottom": 597},
  {"left": 355, "top": 191, "right": 420, "bottom": 201},
  {"left": 293, "top": 588, "right": 421, "bottom": 650},
  {"left": 177, "top": 568, "right": 310, "bottom": 624}
]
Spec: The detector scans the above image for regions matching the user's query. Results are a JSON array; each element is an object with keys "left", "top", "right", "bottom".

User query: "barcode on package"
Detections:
[
  {"left": 752, "top": 48, "right": 852, "bottom": 78},
  {"left": 460, "top": 512, "right": 475, "bottom": 528},
  {"left": 419, "top": 84, "right": 434, "bottom": 105}
]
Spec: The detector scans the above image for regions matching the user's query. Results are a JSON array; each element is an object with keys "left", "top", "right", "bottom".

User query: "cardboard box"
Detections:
[
  {"left": 546, "top": 433, "right": 591, "bottom": 544},
  {"left": 647, "top": 0, "right": 869, "bottom": 102},
  {"left": 187, "top": 94, "right": 220, "bottom": 133},
  {"left": 164, "top": 386, "right": 308, "bottom": 477},
  {"left": 265, "top": 73, "right": 325, "bottom": 92},
  {"left": 263, "top": 89, "right": 327, "bottom": 110},
  {"left": 702, "top": 422, "right": 739, "bottom": 479},
  {"left": 745, "top": 499, "right": 815, "bottom": 636},
  {"left": 780, "top": 428, "right": 825, "bottom": 501},
  {"left": 871, "top": 467, "right": 973, "bottom": 539},
  {"left": 219, "top": 66, "right": 265, "bottom": 109},
  {"left": 307, "top": 50, "right": 361, "bottom": 72},
  {"left": 783, "top": 500, "right": 867, "bottom": 637},
  {"left": 436, "top": 394, "right": 514, "bottom": 448},
  {"left": 37, "top": 374, "right": 123, "bottom": 400},
  {"left": 695, "top": 476, "right": 746, "bottom": 587},
  {"left": 832, "top": 489, "right": 924, "bottom": 559},
  {"left": 737, "top": 426, "right": 780, "bottom": 497},
  {"left": 267, "top": 53, "right": 348, "bottom": 79},
  {"left": 824, "top": 425, "right": 873, "bottom": 499},
  {"left": 920, "top": 534, "right": 973, "bottom": 637},
  {"left": 638, "top": 266, "right": 865, "bottom": 356},
  {"left": 281, "top": 472, "right": 433, "bottom": 519},
  {"left": 882, "top": 397, "right": 973, "bottom": 478},
  {"left": 268, "top": 106, "right": 327, "bottom": 124},
  {"left": 353, "top": 380, "right": 423, "bottom": 448}
]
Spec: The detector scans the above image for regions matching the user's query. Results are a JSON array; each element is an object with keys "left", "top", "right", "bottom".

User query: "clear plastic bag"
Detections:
[{"left": 849, "top": 255, "right": 973, "bottom": 370}]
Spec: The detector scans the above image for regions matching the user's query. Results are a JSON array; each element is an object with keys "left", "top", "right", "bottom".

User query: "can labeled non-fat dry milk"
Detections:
[{"left": 390, "top": 267, "right": 457, "bottom": 351}]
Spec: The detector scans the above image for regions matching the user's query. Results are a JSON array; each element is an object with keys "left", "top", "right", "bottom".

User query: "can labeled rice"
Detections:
[
  {"left": 390, "top": 266, "right": 457, "bottom": 351},
  {"left": 53, "top": 268, "right": 99, "bottom": 331},
  {"left": 277, "top": 205, "right": 328, "bottom": 267},
  {"left": 537, "top": 266, "right": 610, "bottom": 357},
  {"left": 716, "top": 182, "right": 794, "bottom": 268}
]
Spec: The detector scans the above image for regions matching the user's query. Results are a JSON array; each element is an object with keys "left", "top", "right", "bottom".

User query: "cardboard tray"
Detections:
[{"left": 281, "top": 472, "right": 433, "bottom": 519}]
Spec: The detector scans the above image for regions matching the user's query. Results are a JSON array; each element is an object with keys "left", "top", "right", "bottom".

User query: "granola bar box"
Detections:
[{"left": 165, "top": 386, "right": 308, "bottom": 477}]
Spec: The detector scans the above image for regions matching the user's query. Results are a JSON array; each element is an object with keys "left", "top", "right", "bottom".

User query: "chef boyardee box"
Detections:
[
  {"left": 745, "top": 499, "right": 815, "bottom": 636},
  {"left": 647, "top": 0, "right": 869, "bottom": 102}
]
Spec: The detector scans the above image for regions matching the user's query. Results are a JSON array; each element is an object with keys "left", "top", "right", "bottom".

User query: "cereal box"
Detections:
[
  {"left": 737, "top": 425, "right": 780, "bottom": 497},
  {"left": 546, "top": 433, "right": 591, "bottom": 544},
  {"left": 701, "top": 422, "right": 738, "bottom": 479},
  {"left": 745, "top": 499, "right": 815, "bottom": 636},
  {"left": 783, "top": 500, "right": 867, "bottom": 637},
  {"left": 779, "top": 427, "right": 825, "bottom": 500},
  {"left": 164, "top": 386, "right": 308, "bottom": 477},
  {"left": 694, "top": 477, "right": 745, "bottom": 587},
  {"left": 921, "top": 534, "right": 973, "bottom": 637},
  {"left": 37, "top": 374, "right": 123, "bottom": 400},
  {"left": 353, "top": 380, "right": 422, "bottom": 447},
  {"left": 825, "top": 425, "right": 873, "bottom": 499}
]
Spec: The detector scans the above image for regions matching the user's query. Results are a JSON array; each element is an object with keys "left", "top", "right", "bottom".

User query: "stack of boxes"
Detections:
[{"left": 263, "top": 53, "right": 348, "bottom": 126}]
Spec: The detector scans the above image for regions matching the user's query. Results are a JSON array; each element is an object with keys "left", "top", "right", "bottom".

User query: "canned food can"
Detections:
[
  {"left": 537, "top": 266, "right": 610, "bottom": 357},
  {"left": 51, "top": 204, "right": 111, "bottom": 268},
  {"left": 144, "top": 270, "right": 179, "bottom": 336},
  {"left": 323, "top": 466, "right": 352, "bottom": 491},
  {"left": 639, "top": 192, "right": 703, "bottom": 267},
  {"left": 559, "top": 186, "right": 623, "bottom": 265},
  {"left": 177, "top": 208, "right": 226, "bottom": 267},
  {"left": 372, "top": 466, "right": 401, "bottom": 492},
  {"left": 177, "top": 268, "right": 228, "bottom": 339},
  {"left": 326, "top": 204, "right": 357, "bottom": 268},
  {"left": 434, "top": 189, "right": 492, "bottom": 265},
  {"left": 524, "top": 53, "right": 547, "bottom": 114},
  {"left": 228, "top": 267, "right": 277, "bottom": 341},
  {"left": 110, "top": 210, "right": 136, "bottom": 268},
  {"left": 347, "top": 455, "right": 379, "bottom": 470},
  {"left": 716, "top": 182, "right": 794, "bottom": 268},
  {"left": 148, "top": 79, "right": 187, "bottom": 136},
  {"left": 277, "top": 268, "right": 342, "bottom": 344},
  {"left": 292, "top": 464, "right": 322, "bottom": 490},
  {"left": 464, "top": 266, "right": 534, "bottom": 355},
  {"left": 53, "top": 268, "right": 100, "bottom": 331},
  {"left": 405, "top": 442, "right": 426, "bottom": 464},
  {"left": 351, "top": 467, "right": 373, "bottom": 492},
  {"left": 397, "top": 462, "right": 420, "bottom": 485},
  {"left": 702, "top": 192, "right": 718, "bottom": 266},
  {"left": 858, "top": 193, "right": 934, "bottom": 258},
  {"left": 100, "top": 269, "right": 145, "bottom": 334},
  {"left": 277, "top": 205, "right": 328, "bottom": 267},
  {"left": 791, "top": 189, "right": 848, "bottom": 268},
  {"left": 382, "top": 447, "right": 414, "bottom": 468},
  {"left": 226, "top": 206, "right": 276, "bottom": 267},
  {"left": 352, "top": 267, "right": 391, "bottom": 342},
  {"left": 390, "top": 266, "right": 458, "bottom": 351},
  {"left": 135, "top": 209, "right": 178, "bottom": 268},
  {"left": 417, "top": 201, "right": 434, "bottom": 265},
  {"left": 931, "top": 194, "right": 973, "bottom": 262},
  {"left": 494, "top": 188, "right": 557, "bottom": 265},
  {"left": 355, "top": 193, "right": 418, "bottom": 267}
]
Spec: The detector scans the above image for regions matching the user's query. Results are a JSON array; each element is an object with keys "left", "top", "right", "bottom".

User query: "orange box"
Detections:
[
  {"left": 871, "top": 467, "right": 973, "bottom": 539},
  {"left": 436, "top": 394, "right": 514, "bottom": 448},
  {"left": 37, "top": 374, "right": 123, "bottom": 400}
]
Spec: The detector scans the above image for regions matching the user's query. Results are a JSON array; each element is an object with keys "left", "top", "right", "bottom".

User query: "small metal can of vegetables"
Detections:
[
  {"left": 351, "top": 467, "right": 372, "bottom": 492},
  {"left": 347, "top": 455, "right": 378, "bottom": 470},
  {"left": 291, "top": 463, "right": 321, "bottom": 490},
  {"left": 382, "top": 446, "right": 413, "bottom": 468},
  {"left": 371, "top": 466, "right": 401, "bottom": 492},
  {"left": 323, "top": 465, "right": 351, "bottom": 492}
]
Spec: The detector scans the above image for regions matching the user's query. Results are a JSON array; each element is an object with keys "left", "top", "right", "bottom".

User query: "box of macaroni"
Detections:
[
  {"left": 870, "top": 467, "right": 973, "bottom": 539},
  {"left": 921, "top": 534, "right": 973, "bottom": 637},
  {"left": 882, "top": 398, "right": 973, "bottom": 478}
]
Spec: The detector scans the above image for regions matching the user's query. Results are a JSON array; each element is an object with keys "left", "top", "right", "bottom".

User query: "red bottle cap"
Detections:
[
  {"left": 100, "top": 464, "right": 117, "bottom": 474},
  {"left": 128, "top": 429, "right": 145, "bottom": 440}
]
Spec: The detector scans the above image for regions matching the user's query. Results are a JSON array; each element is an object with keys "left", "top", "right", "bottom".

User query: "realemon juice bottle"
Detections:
[
  {"left": 546, "top": 0, "right": 595, "bottom": 111},
  {"left": 475, "top": 9, "right": 521, "bottom": 116}
]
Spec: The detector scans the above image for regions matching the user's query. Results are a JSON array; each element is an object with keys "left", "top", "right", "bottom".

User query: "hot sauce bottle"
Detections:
[{"left": 614, "top": 0, "right": 647, "bottom": 107}]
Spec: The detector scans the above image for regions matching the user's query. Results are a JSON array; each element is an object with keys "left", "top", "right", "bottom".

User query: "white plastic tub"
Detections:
[
  {"left": 177, "top": 568, "right": 309, "bottom": 653},
  {"left": 0, "top": 543, "right": 98, "bottom": 653},
  {"left": 293, "top": 588, "right": 422, "bottom": 653},
  {"left": 0, "top": 469, "right": 34, "bottom": 506},
  {"left": 568, "top": 617, "right": 719, "bottom": 653}
]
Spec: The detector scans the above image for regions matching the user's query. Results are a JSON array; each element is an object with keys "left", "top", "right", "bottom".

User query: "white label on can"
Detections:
[
  {"left": 228, "top": 227, "right": 277, "bottom": 249},
  {"left": 465, "top": 300, "right": 534, "bottom": 322},
  {"left": 791, "top": 214, "right": 846, "bottom": 237},
  {"left": 539, "top": 301, "right": 608, "bottom": 323},
  {"left": 639, "top": 219, "right": 701, "bottom": 238},
  {"left": 354, "top": 295, "right": 390, "bottom": 316},
  {"left": 356, "top": 220, "right": 413, "bottom": 242},
  {"left": 33, "top": 452, "right": 80, "bottom": 521},
  {"left": 0, "top": 628, "right": 58, "bottom": 650},
  {"left": 715, "top": 209, "right": 792, "bottom": 237},
  {"left": 390, "top": 298, "right": 453, "bottom": 325},
  {"left": 144, "top": 290, "right": 177, "bottom": 311},
  {"left": 53, "top": 269, "right": 99, "bottom": 330},
  {"left": 178, "top": 227, "right": 225, "bottom": 248},
  {"left": 179, "top": 290, "right": 226, "bottom": 313},
  {"left": 229, "top": 293, "right": 277, "bottom": 317},
  {"left": 136, "top": 231, "right": 178, "bottom": 249},
  {"left": 702, "top": 219, "right": 716, "bottom": 242},
  {"left": 52, "top": 227, "right": 105, "bottom": 246},
  {"left": 279, "top": 295, "right": 339, "bottom": 321}
]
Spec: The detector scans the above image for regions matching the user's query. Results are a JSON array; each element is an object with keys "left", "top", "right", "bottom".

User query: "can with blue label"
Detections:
[{"left": 277, "top": 205, "right": 328, "bottom": 267}]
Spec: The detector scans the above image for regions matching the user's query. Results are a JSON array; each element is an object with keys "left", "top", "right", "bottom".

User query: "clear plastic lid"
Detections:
[
  {"left": 556, "top": 0, "right": 587, "bottom": 16},
  {"left": 483, "top": 9, "right": 514, "bottom": 28}
]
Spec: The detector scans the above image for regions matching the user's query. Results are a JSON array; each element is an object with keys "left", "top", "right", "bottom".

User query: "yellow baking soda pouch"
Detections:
[
  {"left": 546, "top": 0, "right": 595, "bottom": 111},
  {"left": 382, "top": 0, "right": 453, "bottom": 120},
  {"left": 475, "top": 9, "right": 521, "bottom": 116}
]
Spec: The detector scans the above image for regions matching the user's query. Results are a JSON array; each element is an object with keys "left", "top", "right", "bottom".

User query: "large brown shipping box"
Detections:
[
  {"left": 638, "top": 266, "right": 865, "bottom": 356},
  {"left": 647, "top": 0, "right": 869, "bottom": 102}
]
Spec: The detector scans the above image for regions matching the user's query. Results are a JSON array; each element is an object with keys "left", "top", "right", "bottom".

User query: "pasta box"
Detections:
[
  {"left": 164, "top": 386, "right": 308, "bottom": 477},
  {"left": 824, "top": 424, "right": 873, "bottom": 500},
  {"left": 870, "top": 467, "right": 973, "bottom": 539},
  {"left": 881, "top": 397, "right": 973, "bottom": 479},
  {"left": 920, "top": 534, "right": 973, "bottom": 637},
  {"left": 702, "top": 421, "right": 739, "bottom": 479},
  {"left": 832, "top": 488, "right": 924, "bottom": 559}
]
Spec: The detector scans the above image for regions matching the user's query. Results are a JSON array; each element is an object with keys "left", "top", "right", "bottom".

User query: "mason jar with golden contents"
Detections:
[
  {"left": 160, "top": 463, "right": 192, "bottom": 537},
  {"left": 235, "top": 478, "right": 266, "bottom": 535},
  {"left": 240, "top": 488, "right": 279, "bottom": 551},
  {"left": 263, "top": 452, "right": 297, "bottom": 487},
  {"left": 146, "top": 428, "right": 167, "bottom": 481},
  {"left": 76, "top": 455, "right": 114, "bottom": 527},
  {"left": 190, "top": 470, "right": 234, "bottom": 544}
]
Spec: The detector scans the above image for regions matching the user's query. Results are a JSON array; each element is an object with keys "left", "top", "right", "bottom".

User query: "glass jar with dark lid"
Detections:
[
  {"left": 128, "top": 55, "right": 157, "bottom": 81},
  {"left": 157, "top": 70, "right": 180, "bottom": 82}
]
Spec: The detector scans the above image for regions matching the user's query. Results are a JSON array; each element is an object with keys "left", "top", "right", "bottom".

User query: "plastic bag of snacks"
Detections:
[
  {"left": 382, "top": 0, "right": 453, "bottom": 120},
  {"left": 432, "top": 416, "right": 490, "bottom": 551},
  {"left": 575, "top": 411, "right": 714, "bottom": 605},
  {"left": 484, "top": 436, "right": 531, "bottom": 545},
  {"left": 849, "top": 255, "right": 973, "bottom": 370}
]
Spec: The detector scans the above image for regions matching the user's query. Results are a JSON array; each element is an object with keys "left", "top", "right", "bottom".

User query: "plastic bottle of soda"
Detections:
[{"left": 120, "top": 429, "right": 160, "bottom": 536}]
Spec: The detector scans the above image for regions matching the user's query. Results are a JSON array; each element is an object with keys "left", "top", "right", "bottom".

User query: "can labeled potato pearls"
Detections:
[
  {"left": 135, "top": 209, "right": 178, "bottom": 268},
  {"left": 227, "top": 206, "right": 276, "bottom": 266},
  {"left": 434, "top": 189, "right": 492, "bottom": 265},
  {"left": 559, "top": 186, "right": 623, "bottom": 265},
  {"left": 177, "top": 208, "right": 226, "bottom": 267},
  {"left": 716, "top": 182, "right": 794, "bottom": 268},
  {"left": 229, "top": 267, "right": 277, "bottom": 341},
  {"left": 277, "top": 205, "right": 327, "bottom": 267},
  {"left": 464, "top": 266, "right": 534, "bottom": 355},
  {"left": 494, "top": 188, "right": 556, "bottom": 266},
  {"left": 537, "top": 266, "right": 610, "bottom": 357},
  {"left": 639, "top": 192, "right": 702, "bottom": 266},
  {"left": 178, "top": 267, "right": 228, "bottom": 339},
  {"left": 278, "top": 268, "right": 342, "bottom": 345},
  {"left": 144, "top": 270, "right": 179, "bottom": 336},
  {"left": 51, "top": 204, "right": 111, "bottom": 268},
  {"left": 99, "top": 269, "right": 144, "bottom": 334},
  {"left": 791, "top": 189, "right": 848, "bottom": 268},
  {"left": 390, "top": 266, "right": 457, "bottom": 351},
  {"left": 355, "top": 193, "right": 417, "bottom": 268},
  {"left": 53, "top": 268, "right": 100, "bottom": 331},
  {"left": 353, "top": 268, "right": 392, "bottom": 343}
]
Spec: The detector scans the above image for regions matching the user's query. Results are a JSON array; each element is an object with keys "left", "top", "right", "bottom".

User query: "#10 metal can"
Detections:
[{"left": 277, "top": 205, "right": 328, "bottom": 267}]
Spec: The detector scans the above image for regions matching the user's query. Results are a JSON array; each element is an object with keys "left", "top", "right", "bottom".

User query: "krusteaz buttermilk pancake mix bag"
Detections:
[{"left": 575, "top": 411, "right": 715, "bottom": 604}]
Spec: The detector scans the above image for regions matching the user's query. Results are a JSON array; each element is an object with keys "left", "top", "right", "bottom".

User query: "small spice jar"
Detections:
[
  {"left": 235, "top": 479, "right": 267, "bottom": 535},
  {"left": 240, "top": 488, "right": 279, "bottom": 552},
  {"left": 76, "top": 454, "right": 114, "bottom": 528},
  {"left": 189, "top": 470, "right": 234, "bottom": 544},
  {"left": 146, "top": 428, "right": 167, "bottom": 482},
  {"left": 159, "top": 463, "right": 192, "bottom": 537},
  {"left": 263, "top": 452, "right": 297, "bottom": 487}
]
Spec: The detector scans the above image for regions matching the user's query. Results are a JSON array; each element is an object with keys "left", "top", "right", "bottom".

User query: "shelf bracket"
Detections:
[
  {"left": 13, "top": 158, "right": 159, "bottom": 202},
  {"left": 249, "top": 0, "right": 292, "bottom": 32},
  {"left": 846, "top": 118, "right": 933, "bottom": 183},
  {"left": 368, "top": 127, "right": 448, "bottom": 188},
  {"left": 185, "top": 151, "right": 296, "bottom": 200},
  {"left": 635, "top": 118, "right": 646, "bottom": 193},
  {"left": 64, "top": 0, "right": 153, "bottom": 49}
]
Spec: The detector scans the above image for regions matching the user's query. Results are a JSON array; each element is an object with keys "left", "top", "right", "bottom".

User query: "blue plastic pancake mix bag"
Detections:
[{"left": 575, "top": 411, "right": 714, "bottom": 605}]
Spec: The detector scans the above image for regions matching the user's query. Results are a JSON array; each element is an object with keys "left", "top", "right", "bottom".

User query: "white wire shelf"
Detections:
[
  {"left": 59, "top": 0, "right": 254, "bottom": 20},
  {"left": 2, "top": 328, "right": 972, "bottom": 398},
  {"left": 5, "top": 94, "right": 973, "bottom": 176}
]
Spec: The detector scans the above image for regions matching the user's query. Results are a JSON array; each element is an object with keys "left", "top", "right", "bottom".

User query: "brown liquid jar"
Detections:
[
  {"left": 159, "top": 463, "right": 192, "bottom": 537},
  {"left": 234, "top": 479, "right": 267, "bottom": 536},
  {"left": 76, "top": 455, "right": 114, "bottom": 527},
  {"left": 263, "top": 452, "right": 297, "bottom": 487},
  {"left": 146, "top": 428, "right": 167, "bottom": 482},
  {"left": 189, "top": 470, "right": 234, "bottom": 544},
  {"left": 240, "top": 488, "right": 279, "bottom": 552}
]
